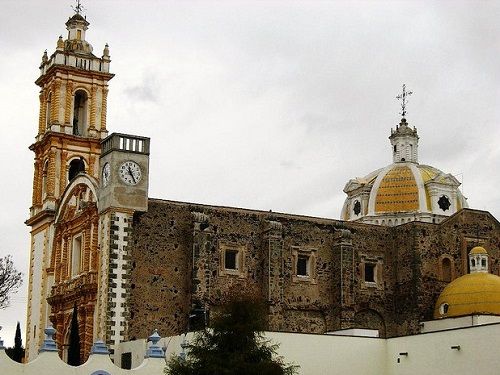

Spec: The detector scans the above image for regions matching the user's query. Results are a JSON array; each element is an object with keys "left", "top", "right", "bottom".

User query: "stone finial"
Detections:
[
  {"left": 39, "top": 326, "right": 58, "bottom": 353},
  {"left": 266, "top": 220, "right": 282, "bottom": 231},
  {"left": 192, "top": 211, "right": 209, "bottom": 223},
  {"left": 264, "top": 220, "right": 283, "bottom": 237},
  {"left": 335, "top": 228, "right": 353, "bottom": 246},
  {"left": 145, "top": 329, "right": 164, "bottom": 358},
  {"left": 90, "top": 340, "right": 110, "bottom": 355},
  {"left": 192, "top": 212, "right": 210, "bottom": 231},
  {"left": 42, "top": 50, "right": 48, "bottom": 63},
  {"left": 57, "top": 36, "right": 64, "bottom": 50},
  {"left": 103, "top": 43, "right": 110, "bottom": 58}
]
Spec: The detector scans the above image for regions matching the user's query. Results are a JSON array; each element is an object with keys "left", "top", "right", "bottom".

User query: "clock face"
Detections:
[
  {"left": 119, "top": 161, "right": 142, "bottom": 185},
  {"left": 102, "top": 162, "right": 111, "bottom": 187}
]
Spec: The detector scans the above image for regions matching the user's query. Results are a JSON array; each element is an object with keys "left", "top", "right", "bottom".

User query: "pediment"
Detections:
[{"left": 426, "top": 172, "right": 460, "bottom": 186}]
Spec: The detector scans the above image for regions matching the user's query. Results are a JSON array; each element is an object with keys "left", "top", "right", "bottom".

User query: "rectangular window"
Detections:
[
  {"left": 364, "top": 263, "right": 376, "bottom": 283},
  {"left": 121, "top": 352, "right": 132, "bottom": 370},
  {"left": 291, "top": 247, "right": 317, "bottom": 283},
  {"left": 297, "top": 255, "right": 309, "bottom": 276},
  {"left": 219, "top": 243, "right": 246, "bottom": 277},
  {"left": 225, "top": 250, "right": 238, "bottom": 270},
  {"left": 71, "top": 235, "right": 82, "bottom": 277}
]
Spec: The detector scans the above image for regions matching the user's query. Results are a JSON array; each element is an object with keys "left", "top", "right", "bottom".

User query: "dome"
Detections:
[
  {"left": 341, "top": 116, "right": 468, "bottom": 226},
  {"left": 434, "top": 272, "right": 500, "bottom": 319},
  {"left": 470, "top": 246, "right": 488, "bottom": 255}
]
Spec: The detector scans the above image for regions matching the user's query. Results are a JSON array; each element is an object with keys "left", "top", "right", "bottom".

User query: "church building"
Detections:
[{"left": 24, "top": 9, "right": 500, "bottom": 364}]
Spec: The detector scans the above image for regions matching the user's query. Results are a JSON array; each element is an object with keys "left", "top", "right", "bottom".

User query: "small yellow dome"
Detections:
[
  {"left": 434, "top": 272, "right": 500, "bottom": 319},
  {"left": 470, "top": 246, "right": 488, "bottom": 255}
]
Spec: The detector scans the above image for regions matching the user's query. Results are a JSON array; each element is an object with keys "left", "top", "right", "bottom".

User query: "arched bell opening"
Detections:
[
  {"left": 72, "top": 90, "right": 88, "bottom": 136},
  {"left": 68, "top": 157, "right": 86, "bottom": 182}
]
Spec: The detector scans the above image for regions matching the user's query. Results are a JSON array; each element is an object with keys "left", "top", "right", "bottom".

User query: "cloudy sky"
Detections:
[{"left": 0, "top": 0, "right": 499, "bottom": 347}]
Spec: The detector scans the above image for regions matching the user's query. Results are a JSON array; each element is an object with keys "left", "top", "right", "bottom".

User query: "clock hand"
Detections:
[{"left": 127, "top": 166, "right": 136, "bottom": 183}]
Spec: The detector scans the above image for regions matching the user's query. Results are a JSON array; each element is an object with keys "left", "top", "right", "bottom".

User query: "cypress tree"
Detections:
[
  {"left": 6, "top": 321, "right": 24, "bottom": 363},
  {"left": 13, "top": 321, "right": 24, "bottom": 363},
  {"left": 67, "top": 304, "right": 81, "bottom": 366}
]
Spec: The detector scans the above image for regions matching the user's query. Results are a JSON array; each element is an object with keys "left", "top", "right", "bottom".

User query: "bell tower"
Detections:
[{"left": 25, "top": 7, "right": 113, "bottom": 361}]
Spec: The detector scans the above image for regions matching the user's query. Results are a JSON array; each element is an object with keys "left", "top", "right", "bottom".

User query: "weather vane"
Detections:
[
  {"left": 396, "top": 84, "right": 413, "bottom": 118},
  {"left": 72, "top": 0, "right": 85, "bottom": 15}
]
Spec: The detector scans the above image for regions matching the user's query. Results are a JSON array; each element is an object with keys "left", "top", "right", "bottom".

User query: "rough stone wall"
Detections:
[
  {"left": 127, "top": 201, "right": 193, "bottom": 340},
  {"left": 126, "top": 200, "right": 500, "bottom": 340}
]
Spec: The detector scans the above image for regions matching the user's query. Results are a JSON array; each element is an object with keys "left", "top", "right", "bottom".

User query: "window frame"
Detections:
[
  {"left": 291, "top": 247, "right": 317, "bottom": 283},
  {"left": 360, "top": 255, "right": 383, "bottom": 289},
  {"left": 219, "top": 243, "right": 246, "bottom": 278}
]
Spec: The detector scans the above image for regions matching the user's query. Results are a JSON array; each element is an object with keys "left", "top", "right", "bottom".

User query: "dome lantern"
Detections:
[
  {"left": 389, "top": 118, "right": 419, "bottom": 163},
  {"left": 469, "top": 246, "right": 489, "bottom": 273}
]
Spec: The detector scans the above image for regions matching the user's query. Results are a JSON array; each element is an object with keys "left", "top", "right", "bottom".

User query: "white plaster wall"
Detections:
[
  {"left": 268, "top": 331, "right": 386, "bottom": 375},
  {"left": 421, "top": 315, "right": 500, "bottom": 333},
  {"left": 0, "top": 350, "right": 165, "bottom": 375},
  {"left": 117, "top": 331, "right": 387, "bottom": 375},
  {"left": 8, "top": 323, "right": 500, "bottom": 374},
  {"left": 25, "top": 229, "right": 47, "bottom": 361},
  {"left": 386, "top": 323, "right": 500, "bottom": 375}
]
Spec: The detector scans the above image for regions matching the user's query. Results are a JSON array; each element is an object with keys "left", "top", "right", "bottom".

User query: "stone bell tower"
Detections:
[{"left": 25, "top": 8, "right": 113, "bottom": 361}]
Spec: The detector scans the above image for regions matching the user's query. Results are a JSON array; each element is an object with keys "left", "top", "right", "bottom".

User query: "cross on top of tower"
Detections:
[
  {"left": 72, "top": 0, "right": 85, "bottom": 15},
  {"left": 396, "top": 84, "right": 413, "bottom": 118}
]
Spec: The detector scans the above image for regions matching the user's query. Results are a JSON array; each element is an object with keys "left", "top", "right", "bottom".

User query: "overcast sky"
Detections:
[{"left": 0, "top": 0, "right": 499, "bottom": 348}]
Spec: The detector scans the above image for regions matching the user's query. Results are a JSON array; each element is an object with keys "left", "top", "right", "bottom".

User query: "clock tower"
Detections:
[
  {"left": 25, "top": 9, "right": 113, "bottom": 362},
  {"left": 95, "top": 133, "right": 150, "bottom": 354}
]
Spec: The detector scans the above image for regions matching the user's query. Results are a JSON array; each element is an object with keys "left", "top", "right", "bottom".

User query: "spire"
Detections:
[{"left": 389, "top": 84, "right": 419, "bottom": 163}]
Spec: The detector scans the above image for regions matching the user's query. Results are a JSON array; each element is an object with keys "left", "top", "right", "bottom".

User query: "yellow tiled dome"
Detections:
[
  {"left": 470, "top": 246, "right": 488, "bottom": 255},
  {"left": 374, "top": 165, "right": 419, "bottom": 213},
  {"left": 373, "top": 164, "right": 447, "bottom": 214},
  {"left": 434, "top": 272, "right": 500, "bottom": 319}
]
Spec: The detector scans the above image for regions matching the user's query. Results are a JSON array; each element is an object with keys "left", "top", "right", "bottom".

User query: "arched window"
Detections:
[
  {"left": 441, "top": 257, "right": 452, "bottom": 282},
  {"left": 439, "top": 303, "right": 449, "bottom": 315},
  {"left": 42, "top": 160, "right": 49, "bottom": 200},
  {"left": 72, "top": 90, "right": 88, "bottom": 136},
  {"left": 46, "top": 92, "right": 52, "bottom": 128},
  {"left": 68, "top": 157, "right": 85, "bottom": 181}
]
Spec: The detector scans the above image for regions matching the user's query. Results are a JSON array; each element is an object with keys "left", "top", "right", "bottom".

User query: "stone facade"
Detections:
[{"left": 126, "top": 200, "right": 500, "bottom": 340}]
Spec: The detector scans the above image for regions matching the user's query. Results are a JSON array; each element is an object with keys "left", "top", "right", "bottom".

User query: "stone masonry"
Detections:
[{"left": 126, "top": 199, "right": 500, "bottom": 340}]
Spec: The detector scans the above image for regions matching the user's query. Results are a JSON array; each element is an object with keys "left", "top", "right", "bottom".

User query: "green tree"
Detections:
[
  {"left": 67, "top": 305, "right": 81, "bottom": 366},
  {"left": 0, "top": 255, "right": 22, "bottom": 310},
  {"left": 166, "top": 297, "right": 298, "bottom": 375},
  {"left": 5, "top": 321, "right": 25, "bottom": 363}
]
